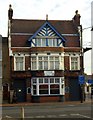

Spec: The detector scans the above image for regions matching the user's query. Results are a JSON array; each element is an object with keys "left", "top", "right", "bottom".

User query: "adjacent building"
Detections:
[{"left": 3, "top": 5, "right": 84, "bottom": 103}]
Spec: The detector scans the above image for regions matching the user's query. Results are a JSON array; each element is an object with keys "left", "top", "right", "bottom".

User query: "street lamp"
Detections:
[{"left": 78, "top": 25, "right": 93, "bottom": 103}]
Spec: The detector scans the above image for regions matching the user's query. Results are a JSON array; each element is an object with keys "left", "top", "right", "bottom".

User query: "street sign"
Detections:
[
  {"left": 88, "top": 79, "right": 93, "bottom": 84},
  {"left": 78, "top": 75, "right": 85, "bottom": 85}
]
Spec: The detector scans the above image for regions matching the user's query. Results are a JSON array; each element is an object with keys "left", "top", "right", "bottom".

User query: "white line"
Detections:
[
  {"left": 47, "top": 115, "right": 56, "bottom": 118},
  {"left": 77, "top": 114, "right": 91, "bottom": 119},
  {"left": 5, "top": 115, "right": 12, "bottom": 118},
  {"left": 59, "top": 114, "right": 67, "bottom": 117},
  {"left": 68, "top": 105, "right": 75, "bottom": 107},
  {"left": 70, "top": 113, "right": 80, "bottom": 116},
  {"left": 35, "top": 115, "right": 45, "bottom": 118}
]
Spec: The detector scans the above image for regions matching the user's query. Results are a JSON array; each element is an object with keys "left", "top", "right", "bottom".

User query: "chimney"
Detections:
[
  {"left": 46, "top": 14, "right": 48, "bottom": 20},
  {"left": 73, "top": 10, "right": 81, "bottom": 26},
  {"left": 8, "top": 4, "right": 13, "bottom": 21}
]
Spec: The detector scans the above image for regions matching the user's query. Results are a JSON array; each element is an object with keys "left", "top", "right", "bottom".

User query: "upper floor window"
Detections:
[
  {"left": 14, "top": 57, "right": 25, "bottom": 71},
  {"left": 31, "top": 55, "right": 64, "bottom": 70},
  {"left": 70, "top": 56, "right": 80, "bottom": 70}
]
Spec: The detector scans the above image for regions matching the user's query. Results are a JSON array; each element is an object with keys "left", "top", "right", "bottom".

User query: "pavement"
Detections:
[{"left": 0, "top": 99, "right": 92, "bottom": 107}]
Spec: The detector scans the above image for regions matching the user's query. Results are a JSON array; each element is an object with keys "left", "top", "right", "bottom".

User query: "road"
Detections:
[{"left": 1, "top": 101, "right": 93, "bottom": 119}]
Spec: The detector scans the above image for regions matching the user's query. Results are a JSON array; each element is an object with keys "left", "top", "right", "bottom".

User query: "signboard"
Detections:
[
  {"left": 44, "top": 71, "right": 54, "bottom": 76},
  {"left": 88, "top": 79, "right": 93, "bottom": 84},
  {"left": 78, "top": 75, "right": 85, "bottom": 85}
]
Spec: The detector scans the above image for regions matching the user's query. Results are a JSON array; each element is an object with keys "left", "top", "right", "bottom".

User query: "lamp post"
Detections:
[{"left": 78, "top": 25, "right": 93, "bottom": 103}]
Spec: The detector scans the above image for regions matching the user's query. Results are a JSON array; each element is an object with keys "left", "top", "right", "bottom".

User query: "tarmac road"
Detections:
[{"left": 1, "top": 100, "right": 93, "bottom": 119}]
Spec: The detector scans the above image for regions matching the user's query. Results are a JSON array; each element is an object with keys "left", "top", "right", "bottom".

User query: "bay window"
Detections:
[{"left": 31, "top": 77, "right": 64, "bottom": 95}]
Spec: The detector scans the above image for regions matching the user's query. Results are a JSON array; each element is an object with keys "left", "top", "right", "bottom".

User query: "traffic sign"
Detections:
[
  {"left": 78, "top": 75, "right": 85, "bottom": 85},
  {"left": 88, "top": 79, "right": 93, "bottom": 84}
]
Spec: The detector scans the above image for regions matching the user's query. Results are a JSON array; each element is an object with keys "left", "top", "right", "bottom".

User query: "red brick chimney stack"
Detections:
[{"left": 73, "top": 10, "right": 81, "bottom": 26}]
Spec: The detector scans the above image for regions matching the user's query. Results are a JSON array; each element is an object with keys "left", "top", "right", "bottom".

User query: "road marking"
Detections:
[
  {"left": 59, "top": 114, "right": 67, "bottom": 117},
  {"left": 35, "top": 115, "right": 45, "bottom": 118},
  {"left": 78, "top": 114, "right": 91, "bottom": 119},
  {"left": 5, "top": 115, "right": 12, "bottom": 118},
  {"left": 70, "top": 113, "right": 80, "bottom": 116},
  {"left": 68, "top": 105, "right": 75, "bottom": 107},
  {"left": 47, "top": 115, "right": 56, "bottom": 118}
]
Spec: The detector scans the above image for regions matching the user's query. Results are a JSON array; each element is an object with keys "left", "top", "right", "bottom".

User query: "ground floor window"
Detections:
[{"left": 31, "top": 77, "right": 64, "bottom": 95}]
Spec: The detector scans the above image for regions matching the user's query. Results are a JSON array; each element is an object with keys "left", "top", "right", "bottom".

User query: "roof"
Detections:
[
  {"left": 11, "top": 19, "right": 80, "bottom": 47},
  {"left": 11, "top": 19, "right": 78, "bottom": 34}
]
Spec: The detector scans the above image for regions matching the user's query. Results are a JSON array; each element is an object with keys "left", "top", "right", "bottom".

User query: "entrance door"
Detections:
[
  {"left": 14, "top": 80, "right": 26, "bottom": 102},
  {"left": 69, "top": 78, "right": 79, "bottom": 101}
]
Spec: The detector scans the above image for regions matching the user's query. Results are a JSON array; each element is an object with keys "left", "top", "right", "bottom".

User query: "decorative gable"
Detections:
[{"left": 28, "top": 21, "right": 66, "bottom": 47}]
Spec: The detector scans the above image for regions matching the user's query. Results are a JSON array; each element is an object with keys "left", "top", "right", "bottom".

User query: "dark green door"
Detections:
[
  {"left": 69, "top": 78, "right": 79, "bottom": 101},
  {"left": 14, "top": 79, "right": 26, "bottom": 102}
]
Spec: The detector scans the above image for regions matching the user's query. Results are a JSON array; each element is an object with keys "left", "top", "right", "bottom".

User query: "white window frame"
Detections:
[
  {"left": 14, "top": 55, "right": 25, "bottom": 71},
  {"left": 31, "top": 77, "right": 65, "bottom": 96},
  {"left": 31, "top": 55, "right": 64, "bottom": 70},
  {"left": 70, "top": 55, "right": 80, "bottom": 70},
  {"left": 31, "top": 38, "right": 63, "bottom": 47}
]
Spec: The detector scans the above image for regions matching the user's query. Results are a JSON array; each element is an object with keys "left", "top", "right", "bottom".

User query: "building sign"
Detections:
[
  {"left": 78, "top": 75, "right": 85, "bottom": 85},
  {"left": 44, "top": 71, "right": 54, "bottom": 76}
]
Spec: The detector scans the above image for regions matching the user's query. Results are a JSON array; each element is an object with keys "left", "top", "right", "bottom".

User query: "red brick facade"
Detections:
[{"left": 5, "top": 8, "right": 83, "bottom": 103}]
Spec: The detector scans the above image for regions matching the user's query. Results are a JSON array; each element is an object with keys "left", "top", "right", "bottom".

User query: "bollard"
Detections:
[{"left": 21, "top": 107, "right": 24, "bottom": 119}]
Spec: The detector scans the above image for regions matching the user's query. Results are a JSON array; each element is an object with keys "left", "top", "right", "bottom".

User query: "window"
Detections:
[
  {"left": 27, "top": 87, "right": 31, "bottom": 94},
  {"left": 31, "top": 55, "right": 63, "bottom": 70},
  {"left": 31, "top": 77, "right": 64, "bottom": 95},
  {"left": 70, "top": 56, "right": 80, "bottom": 70},
  {"left": 31, "top": 57, "right": 37, "bottom": 70},
  {"left": 31, "top": 38, "right": 63, "bottom": 47},
  {"left": 14, "top": 57, "right": 25, "bottom": 71},
  {"left": 39, "top": 85, "right": 48, "bottom": 94}
]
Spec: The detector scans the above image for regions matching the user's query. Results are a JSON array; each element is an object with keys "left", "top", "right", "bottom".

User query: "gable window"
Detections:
[
  {"left": 14, "top": 57, "right": 25, "bottom": 71},
  {"left": 70, "top": 56, "right": 80, "bottom": 70}
]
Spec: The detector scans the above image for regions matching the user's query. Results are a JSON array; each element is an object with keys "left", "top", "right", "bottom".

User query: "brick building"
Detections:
[{"left": 6, "top": 5, "right": 83, "bottom": 103}]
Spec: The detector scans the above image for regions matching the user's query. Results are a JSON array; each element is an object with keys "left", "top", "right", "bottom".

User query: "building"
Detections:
[
  {"left": 91, "top": 1, "right": 93, "bottom": 75},
  {"left": 0, "top": 35, "right": 2, "bottom": 104},
  {"left": 2, "top": 37, "right": 10, "bottom": 103},
  {"left": 5, "top": 5, "right": 83, "bottom": 103}
]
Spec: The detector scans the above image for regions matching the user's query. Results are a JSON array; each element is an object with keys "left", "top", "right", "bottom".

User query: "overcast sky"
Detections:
[{"left": 0, "top": 0, "right": 93, "bottom": 74}]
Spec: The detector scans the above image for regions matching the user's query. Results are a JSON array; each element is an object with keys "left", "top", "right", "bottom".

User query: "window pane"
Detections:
[
  {"left": 44, "top": 78, "right": 48, "bottom": 83},
  {"left": 39, "top": 85, "right": 48, "bottom": 94},
  {"left": 37, "top": 39, "right": 41, "bottom": 46},
  {"left": 50, "top": 78, "right": 54, "bottom": 83},
  {"left": 55, "top": 61, "right": 59, "bottom": 69},
  {"left": 33, "top": 79, "right": 37, "bottom": 84},
  {"left": 71, "top": 57, "right": 78, "bottom": 70},
  {"left": 42, "top": 39, "right": 46, "bottom": 47},
  {"left": 53, "top": 39, "right": 57, "bottom": 47},
  {"left": 55, "top": 78, "right": 60, "bottom": 83},
  {"left": 50, "top": 85, "right": 59, "bottom": 94},
  {"left": 33, "top": 85, "right": 36, "bottom": 94},
  {"left": 48, "top": 39, "right": 52, "bottom": 46},
  {"left": 39, "top": 78, "right": 43, "bottom": 83},
  {"left": 16, "top": 57, "right": 23, "bottom": 71}
]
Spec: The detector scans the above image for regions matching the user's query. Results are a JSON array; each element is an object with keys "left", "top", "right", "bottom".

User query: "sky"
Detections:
[{"left": 0, "top": 0, "right": 93, "bottom": 74}]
